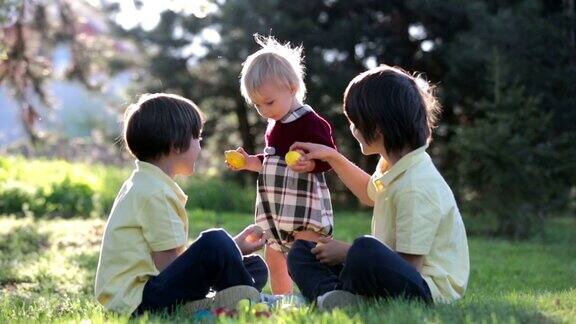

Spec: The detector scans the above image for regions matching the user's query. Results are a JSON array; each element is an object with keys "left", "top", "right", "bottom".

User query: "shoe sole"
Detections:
[
  {"left": 213, "top": 285, "right": 260, "bottom": 309},
  {"left": 183, "top": 285, "right": 259, "bottom": 313},
  {"left": 318, "top": 290, "right": 365, "bottom": 311}
]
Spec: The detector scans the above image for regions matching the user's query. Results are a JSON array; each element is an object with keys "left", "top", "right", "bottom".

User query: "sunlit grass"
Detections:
[{"left": 0, "top": 215, "right": 574, "bottom": 323}]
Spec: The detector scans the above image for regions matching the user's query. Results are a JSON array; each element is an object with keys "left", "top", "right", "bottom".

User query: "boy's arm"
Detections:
[
  {"left": 328, "top": 152, "right": 373, "bottom": 206},
  {"left": 152, "top": 246, "right": 185, "bottom": 272}
]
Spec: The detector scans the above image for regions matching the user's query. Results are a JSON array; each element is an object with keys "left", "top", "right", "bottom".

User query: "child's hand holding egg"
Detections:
[
  {"left": 225, "top": 150, "right": 247, "bottom": 169},
  {"left": 285, "top": 150, "right": 303, "bottom": 167},
  {"left": 285, "top": 149, "right": 315, "bottom": 172}
]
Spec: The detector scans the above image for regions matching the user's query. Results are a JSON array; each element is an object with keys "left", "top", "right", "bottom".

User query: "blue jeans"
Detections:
[
  {"left": 287, "top": 236, "right": 432, "bottom": 303},
  {"left": 134, "top": 229, "right": 268, "bottom": 314}
]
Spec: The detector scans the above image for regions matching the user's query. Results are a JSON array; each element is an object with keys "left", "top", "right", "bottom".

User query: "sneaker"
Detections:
[
  {"left": 183, "top": 285, "right": 260, "bottom": 313},
  {"left": 213, "top": 285, "right": 260, "bottom": 309},
  {"left": 317, "top": 290, "right": 365, "bottom": 310}
]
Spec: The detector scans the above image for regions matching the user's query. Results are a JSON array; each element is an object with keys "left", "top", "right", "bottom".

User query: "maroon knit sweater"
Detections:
[{"left": 257, "top": 110, "right": 337, "bottom": 173}]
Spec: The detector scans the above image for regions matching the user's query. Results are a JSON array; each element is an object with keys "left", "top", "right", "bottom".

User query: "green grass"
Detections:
[{"left": 0, "top": 212, "right": 574, "bottom": 323}]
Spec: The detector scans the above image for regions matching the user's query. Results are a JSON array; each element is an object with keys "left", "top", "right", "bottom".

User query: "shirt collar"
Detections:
[
  {"left": 279, "top": 105, "right": 313, "bottom": 123},
  {"left": 372, "top": 144, "right": 430, "bottom": 192},
  {"left": 135, "top": 160, "right": 188, "bottom": 204}
]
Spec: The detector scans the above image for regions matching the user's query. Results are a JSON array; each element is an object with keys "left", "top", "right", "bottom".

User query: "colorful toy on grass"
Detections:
[
  {"left": 252, "top": 303, "right": 269, "bottom": 312},
  {"left": 236, "top": 299, "right": 273, "bottom": 318},
  {"left": 213, "top": 307, "right": 238, "bottom": 318},
  {"left": 254, "top": 310, "right": 272, "bottom": 318},
  {"left": 192, "top": 309, "right": 214, "bottom": 321}
]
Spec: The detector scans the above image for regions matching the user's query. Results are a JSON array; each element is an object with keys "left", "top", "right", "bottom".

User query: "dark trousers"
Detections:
[
  {"left": 135, "top": 229, "right": 268, "bottom": 314},
  {"left": 287, "top": 236, "right": 432, "bottom": 303}
]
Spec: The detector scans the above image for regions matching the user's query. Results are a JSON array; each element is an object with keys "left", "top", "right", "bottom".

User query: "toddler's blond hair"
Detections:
[{"left": 240, "top": 34, "right": 306, "bottom": 104}]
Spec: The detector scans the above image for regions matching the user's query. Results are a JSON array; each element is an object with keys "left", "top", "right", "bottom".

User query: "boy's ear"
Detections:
[
  {"left": 374, "top": 128, "right": 385, "bottom": 143},
  {"left": 170, "top": 145, "right": 181, "bottom": 155}
]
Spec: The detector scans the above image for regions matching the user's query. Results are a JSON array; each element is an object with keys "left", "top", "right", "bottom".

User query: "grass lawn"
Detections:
[{"left": 0, "top": 212, "right": 574, "bottom": 323}]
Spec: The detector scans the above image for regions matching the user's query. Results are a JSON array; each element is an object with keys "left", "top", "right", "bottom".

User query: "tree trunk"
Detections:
[
  {"left": 234, "top": 98, "right": 258, "bottom": 185},
  {"left": 234, "top": 98, "right": 255, "bottom": 154}
]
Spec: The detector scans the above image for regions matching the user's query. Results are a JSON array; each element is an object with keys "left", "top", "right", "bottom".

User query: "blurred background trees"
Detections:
[
  {"left": 0, "top": 0, "right": 130, "bottom": 144},
  {"left": 1, "top": 0, "right": 574, "bottom": 238}
]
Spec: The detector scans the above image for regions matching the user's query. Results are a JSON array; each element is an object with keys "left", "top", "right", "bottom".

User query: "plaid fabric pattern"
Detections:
[{"left": 255, "top": 156, "right": 333, "bottom": 253}]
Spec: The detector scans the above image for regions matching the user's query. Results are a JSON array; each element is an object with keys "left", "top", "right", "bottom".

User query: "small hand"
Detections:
[
  {"left": 289, "top": 142, "right": 337, "bottom": 163},
  {"left": 287, "top": 149, "right": 316, "bottom": 173},
  {"left": 311, "top": 237, "right": 351, "bottom": 265},
  {"left": 234, "top": 224, "right": 268, "bottom": 255},
  {"left": 225, "top": 147, "right": 263, "bottom": 173}
]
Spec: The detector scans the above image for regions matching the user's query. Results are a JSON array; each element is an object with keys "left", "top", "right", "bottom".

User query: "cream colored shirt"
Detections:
[
  {"left": 367, "top": 145, "right": 469, "bottom": 303},
  {"left": 94, "top": 161, "right": 189, "bottom": 314}
]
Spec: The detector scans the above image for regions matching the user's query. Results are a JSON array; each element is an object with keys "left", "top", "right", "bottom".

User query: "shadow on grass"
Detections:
[
  {"left": 0, "top": 223, "right": 49, "bottom": 290},
  {"left": 0, "top": 223, "right": 49, "bottom": 255}
]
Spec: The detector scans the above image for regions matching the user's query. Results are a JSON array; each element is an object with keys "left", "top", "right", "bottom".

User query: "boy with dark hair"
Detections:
[{"left": 288, "top": 65, "right": 469, "bottom": 309}]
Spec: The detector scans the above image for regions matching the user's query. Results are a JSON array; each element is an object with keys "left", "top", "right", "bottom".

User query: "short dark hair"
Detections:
[
  {"left": 343, "top": 65, "right": 441, "bottom": 154},
  {"left": 123, "top": 93, "right": 204, "bottom": 162}
]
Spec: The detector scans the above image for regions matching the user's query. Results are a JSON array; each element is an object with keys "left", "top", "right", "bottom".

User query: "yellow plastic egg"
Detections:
[
  {"left": 225, "top": 150, "right": 246, "bottom": 169},
  {"left": 285, "top": 151, "right": 302, "bottom": 167}
]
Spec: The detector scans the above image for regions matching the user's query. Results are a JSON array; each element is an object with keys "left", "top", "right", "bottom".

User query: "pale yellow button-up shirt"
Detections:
[
  {"left": 95, "top": 161, "right": 189, "bottom": 314},
  {"left": 367, "top": 145, "right": 469, "bottom": 303}
]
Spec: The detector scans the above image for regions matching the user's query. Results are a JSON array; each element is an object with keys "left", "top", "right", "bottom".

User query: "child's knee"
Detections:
[
  {"left": 287, "top": 240, "right": 315, "bottom": 269},
  {"left": 197, "top": 228, "right": 233, "bottom": 248},
  {"left": 351, "top": 235, "right": 382, "bottom": 250},
  {"left": 346, "top": 236, "right": 384, "bottom": 267},
  {"left": 201, "top": 228, "right": 229, "bottom": 239}
]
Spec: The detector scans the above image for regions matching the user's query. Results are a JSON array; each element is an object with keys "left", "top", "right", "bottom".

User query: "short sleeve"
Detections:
[
  {"left": 394, "top": 190, "right": 441, "bottom": 255},
  {"left": 139, "top": 193, "right": 187, "bottom": 251}
]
